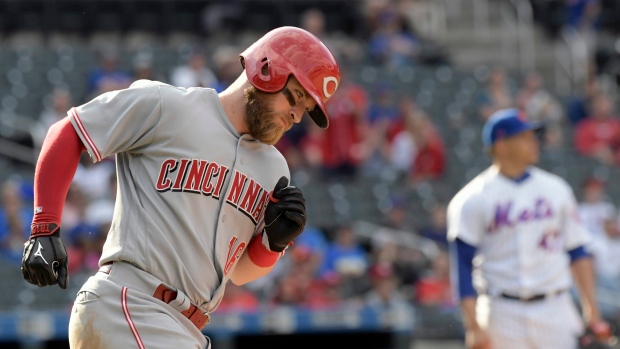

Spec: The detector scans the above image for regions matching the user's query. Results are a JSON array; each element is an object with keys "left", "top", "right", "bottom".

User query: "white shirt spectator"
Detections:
[
  {"left": 390, "top": 130, "right": 417, "bottom": 172},
  {"left": 588, "top": 221, "right": 620, "bottom": 279},
  {"left": 579, "top": 201, "right": 616, "bottom": 239},
  {"left": 170, "top": 53, "right": 218, "bottom": 89}
]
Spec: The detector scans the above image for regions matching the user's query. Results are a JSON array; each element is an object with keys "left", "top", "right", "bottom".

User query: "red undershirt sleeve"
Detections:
[{"left": 31, "top": 116, "right": 85, "bottom": 233}]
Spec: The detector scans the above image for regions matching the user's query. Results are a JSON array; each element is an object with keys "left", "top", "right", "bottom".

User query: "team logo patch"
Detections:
[
  {"left": 322, "top": 76, "right": 338, "bottom": 98},
  {"left": 33, "top": 242, "right": 49, "bottom": 265}
]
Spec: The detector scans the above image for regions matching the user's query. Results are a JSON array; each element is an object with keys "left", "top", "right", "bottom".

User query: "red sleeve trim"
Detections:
[{"left": 71, "top": 107, "right": 102, "bottom": 162}]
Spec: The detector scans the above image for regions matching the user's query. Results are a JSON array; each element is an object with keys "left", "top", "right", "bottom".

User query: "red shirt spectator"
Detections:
[
  {"left": 414, "top": 252, "right": 454, "bottom": 307},
  {"left": 391, "top": 108, "right": 445, "bottom": 182},
  {"left": 412, "top": 127, "right": 445, "bottom": 181},
  {"left": 574, "top": 94, "right": 620, "bottom": 165},
  {"left": 215, "top": 283, "right": 260, "bottom": 313},
  {"left": 323, "top": 83, "right": 367, "bottom": 167},
  {"left": 303, "top": 79, "right": 368, "bottom": 175}
]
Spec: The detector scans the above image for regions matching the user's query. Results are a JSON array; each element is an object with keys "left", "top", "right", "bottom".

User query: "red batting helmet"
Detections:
[{"left": 240, "top": 26, "right": 340, "bottom": 128}]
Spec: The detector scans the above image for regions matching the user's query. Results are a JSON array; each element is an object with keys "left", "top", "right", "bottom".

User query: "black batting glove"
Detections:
[
  {"left": 264, "top": 176, "right": 307, "bottom": 252},
  {"left": 21, "top": 223, "right": 69, "bottom": 289}
]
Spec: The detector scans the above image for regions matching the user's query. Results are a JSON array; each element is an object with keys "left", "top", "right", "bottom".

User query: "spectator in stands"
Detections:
[
  {"left": 39, "top": 88, "right": 72, "bottom": 130},
  {"left": 414, "top": 251, "right": 454, "bottom": 308},
  {"left": 588, "top": 216, "right": 620, "bottom": 318},
  {"left": 368, "top": 82, "right": 400, "bottom": 126},
  {"left": 319, "top": 224, "right": 370, "bottom": 299},
  {"left": 212, "top": 46, "right": 243, "bottom": 92},
  {"left": 170, "top": 49, "right": 219, "bottom": 89},
  {"left": 365, "top": 263, "right": 408, "bottom": 310},
  {"left": 304, "top": 272, "right": 343, "bottom": 309},
  {"left": 365, "top": 0, "right": 420, "bottom": 67},
  {"left": 398, "top": 0, "right": 444, "bottom": 42},
  {"left": 72, "top": 152, "right": 116, "bottom": 201},
  {"left": 514, "top": 72, "right": 565, "bottom": 152},
  {"left": 566, "top": 0, "right": 601, "bottom": 57},
  {"left": 371, "top": 235, "right": 421, "bottom": 288},
  {"left": 85, "top": 171, "right": 116, "bottom": 228},
  {"left": 131, "top": 51, "right": 166, "bottom": 83},
  {"left": 574, "top": 94, "right": 620, "bottom": 165},
  {"left": 272, "top": 259, "right": 315, "bottom": 306},
  {"left": 420, "top": 203, "right": 448, "bottom": 250},
  {"left": 379, "top": 194, "right": 411, "bottom": 231},
  {"left": 321, "top": 224, "right": 369, "bottom": 277},
  {"left": 275, "top": 244, "right": 345, "bottom": 309},
  {"left": 517, "top": 71, "right": 563, "bottom": 125},
  {"left": 215, "top": 283, "right": 260, "bottom": 313},
  {"left": 390, "top": 101, "right": 418, "bottom": 175},
  {"left": 578, "top": 177, "right": 616, "bottom": 240},
  {"left": 61, "top": 184, "right": 88, "bottom": 236},
  {"left": 66, "top": 222, "right": 104, "bottom": 274},
  {"left": 301, "top": 76, "right": 368, "bottom": 180},
  {"left": 567, "top": 0, "right": 601, "bottom": 32},
  {"left": 299, "top": 8, "right": 363, "bottom": 66},
  {"left": 362, "top": 83, "right": 400, "bottom": 177},
  {"left": 294, "top": 226, "right": 329, "bottom": 273},
  {"left": 567, "top": 75, "right": 600, "bottom": 125},
  {"left": 87, "top": 50, "right": 132, "bottom": 98},
  {"left": 269, "top": 236, "right": 341, "bottom": 308},
  {"left": 409, "top": 112, "right": 445, "bottom": 182},
  {"left": 0, "top": 180, "right": 33, "bottom": 263},
  {"left": 478, "top": 66, "right": 515, "bottom": 120},
  {"left": 390, "top": 103, "right": 446, "bottom": 182}
]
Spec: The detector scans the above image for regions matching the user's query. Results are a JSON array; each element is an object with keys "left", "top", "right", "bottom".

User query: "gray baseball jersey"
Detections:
[{"left": 68, "top": 79, "right": 289, "bottom": 314}]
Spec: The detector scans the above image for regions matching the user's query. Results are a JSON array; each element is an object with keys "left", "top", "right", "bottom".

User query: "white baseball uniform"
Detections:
[
  {"left": 67, "top": 80, "right": 289, "bottom": 348},
  {"left": 448, "top": 165, "right": 590, "bottom": 349}
]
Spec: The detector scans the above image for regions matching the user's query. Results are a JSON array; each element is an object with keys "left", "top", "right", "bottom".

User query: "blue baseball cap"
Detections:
[{"left": 481, "top": 108, "right": 544, "bottom": 147}]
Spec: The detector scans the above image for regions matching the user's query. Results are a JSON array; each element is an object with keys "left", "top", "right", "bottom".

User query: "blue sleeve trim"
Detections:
[
  {"left": 568, "top": 245, "right": 590, "bottom": 263},
  {"left": 449, "top": 238, "right": 478, "bottom": 300}
]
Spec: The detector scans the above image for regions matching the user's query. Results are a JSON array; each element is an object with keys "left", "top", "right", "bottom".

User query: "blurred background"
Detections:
[{"left": 0, "top": 0, "right": 620, "bottom": 348}]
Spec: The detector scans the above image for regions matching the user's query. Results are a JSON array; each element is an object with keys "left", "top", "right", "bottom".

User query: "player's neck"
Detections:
[
  {"left": 493, "top": 161, "right": 529, "bottom": 180},
  {"left": 218, "top": 74, "right": 250, "bottom": 135}
]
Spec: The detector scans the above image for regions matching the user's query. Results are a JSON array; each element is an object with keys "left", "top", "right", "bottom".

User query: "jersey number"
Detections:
[
  {"left": 539, "top": 229, "right": 561, "bottom": 252},
  {"left": 224, "top": 236, "right": 246, "bottom": 275}
]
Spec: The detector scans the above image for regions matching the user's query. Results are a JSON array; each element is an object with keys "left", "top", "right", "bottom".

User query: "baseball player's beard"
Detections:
[{"left": 244, "top": 86, "right": 287, "bottom": 145}]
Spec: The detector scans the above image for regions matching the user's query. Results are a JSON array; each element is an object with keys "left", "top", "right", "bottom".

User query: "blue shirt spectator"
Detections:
[{"left": 320, "top": 225, "right": 369, "bottom": 277}]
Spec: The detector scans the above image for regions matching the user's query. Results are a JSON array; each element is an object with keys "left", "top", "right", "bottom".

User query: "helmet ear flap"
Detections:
[{"left": 260, "top": 57, "right": 269, "bottom": 77}]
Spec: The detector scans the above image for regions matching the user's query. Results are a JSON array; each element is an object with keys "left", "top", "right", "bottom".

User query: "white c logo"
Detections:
[{"left": 322, "top": 76, "right": 338, "bottom": 98}]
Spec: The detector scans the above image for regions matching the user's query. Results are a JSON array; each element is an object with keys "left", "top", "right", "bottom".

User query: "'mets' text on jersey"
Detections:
[
  {"left": 447, "top": 166, "right": 590, "bottom": 296},
  {"left": 155, "top": 159, "right": 270, "bottom": 225}
]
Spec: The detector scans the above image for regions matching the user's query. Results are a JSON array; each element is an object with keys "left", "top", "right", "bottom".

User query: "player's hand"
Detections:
[
  {"left": 589, "top": 320, "right": 612, "bottom": 341},
  {"left": 21, "top": 223, "right": 69, "bottom": 289},
  {"left": 465, "top": 327, "right": 492, "bottom": 349},
  {"left": 264, "top": 176, "right": 306, "bottom": 252}
]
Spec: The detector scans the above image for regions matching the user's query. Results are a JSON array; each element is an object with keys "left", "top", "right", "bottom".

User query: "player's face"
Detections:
[
  {"left": 244, "top": 77, "right": 316, "bottom": 145},
  {"left": 505, "top": 130, "right": 539, "bottom": 165}
]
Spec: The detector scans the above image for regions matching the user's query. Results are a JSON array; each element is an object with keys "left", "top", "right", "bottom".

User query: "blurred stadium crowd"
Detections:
[{"left": 1, "top": 0, "right": 620, "bottom": 342}]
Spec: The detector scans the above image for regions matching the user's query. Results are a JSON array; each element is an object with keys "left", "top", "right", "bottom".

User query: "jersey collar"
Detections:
[
  {"left": 491, "top": 165, "right": 532, "bottom": 184},
  {"left": 500, "top": 170, "right": 531, "bottom": 184}
]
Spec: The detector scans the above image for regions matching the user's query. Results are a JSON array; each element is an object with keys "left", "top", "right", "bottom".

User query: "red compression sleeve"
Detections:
[{"left": 31, "top": 116, "right": 85, "bottom": 233}]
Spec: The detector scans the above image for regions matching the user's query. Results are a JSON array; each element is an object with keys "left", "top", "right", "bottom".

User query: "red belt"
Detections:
[
  {"left": 152, "top": 284, "right": 210, "bottom": 330},
  {"left": 99, "top": 264, "right": 210, "bottom": 330}
]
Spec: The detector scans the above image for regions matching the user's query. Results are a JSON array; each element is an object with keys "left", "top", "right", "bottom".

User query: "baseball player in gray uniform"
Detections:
[{"left": 20, "top": 26, "right": 340, "bottom": 349}]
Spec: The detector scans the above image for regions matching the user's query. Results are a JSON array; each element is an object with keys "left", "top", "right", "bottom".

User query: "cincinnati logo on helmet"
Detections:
[{"left": 323, "top": 76, "right": 338, "bottom": 98}]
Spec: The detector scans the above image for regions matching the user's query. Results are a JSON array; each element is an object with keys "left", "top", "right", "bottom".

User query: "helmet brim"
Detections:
[{"left": 293, "top": 71, "right": 329, "bottom": 129}]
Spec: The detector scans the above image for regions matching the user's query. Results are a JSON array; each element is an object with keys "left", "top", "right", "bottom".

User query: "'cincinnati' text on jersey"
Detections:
[{"left": 155, "top": 158, "right": 270, "bottom": 225}]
